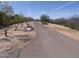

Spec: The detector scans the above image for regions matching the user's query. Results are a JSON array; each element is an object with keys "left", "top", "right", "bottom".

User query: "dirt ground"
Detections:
[
  {"left": 45, "top": 23, "right": 79, "bottom": 42},
  {"left": 0, "top": 22, "right": 36, "bottom": 58}
]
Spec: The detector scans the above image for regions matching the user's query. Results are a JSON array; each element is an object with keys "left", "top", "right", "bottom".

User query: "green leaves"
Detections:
[{"left": 40, "top": 15, "right": 51, "bottom": 24}]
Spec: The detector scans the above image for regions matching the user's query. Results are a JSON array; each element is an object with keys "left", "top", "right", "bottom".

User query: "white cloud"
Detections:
[{"left": 55, "top": 1, "right": 75, "bottom": 10}]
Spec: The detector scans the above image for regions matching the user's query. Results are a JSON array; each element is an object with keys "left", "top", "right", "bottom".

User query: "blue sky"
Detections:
[{"left": 9, "top": 1, "right": 79, "bottom": 19}]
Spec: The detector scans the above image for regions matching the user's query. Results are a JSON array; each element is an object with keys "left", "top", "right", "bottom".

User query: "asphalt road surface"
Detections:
[{"left": 20, "top": 22, "right": 79, "bottom": 58}]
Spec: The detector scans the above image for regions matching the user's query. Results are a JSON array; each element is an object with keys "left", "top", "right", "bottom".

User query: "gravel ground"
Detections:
[
  {"left": 0, "top": 35, "right": 32, "bottom": 58},
  {"left": 0, "top": 22, "right": 36, "bottom": 58}
]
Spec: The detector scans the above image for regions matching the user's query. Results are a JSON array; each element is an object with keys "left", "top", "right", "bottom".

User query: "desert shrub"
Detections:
[{"left": 54, "top": 16, "right": 79, "bottom": 31}]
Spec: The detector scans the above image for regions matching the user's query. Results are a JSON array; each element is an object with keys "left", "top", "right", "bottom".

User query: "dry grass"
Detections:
[
  {"left": 0, "top": 22, "right": 36, "bottom": 57},
  {"left": 45, "top": 23, "right": 79, "bottom": 41}
]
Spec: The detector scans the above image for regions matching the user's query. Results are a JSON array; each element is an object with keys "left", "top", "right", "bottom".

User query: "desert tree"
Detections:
[
  {"left": 40, "top": 15, "right": 51, "bottom": 24},
  {"left": 0, "top": 1, "right": 14, "bottom": 37}
]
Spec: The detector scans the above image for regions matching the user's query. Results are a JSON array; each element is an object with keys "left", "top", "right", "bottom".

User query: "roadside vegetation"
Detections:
[
  {"left": 0, "top": 1, "right": 79, "bottom": 34},
  {"left": 0, "top": 2, "right": 33, "bottom": 37},
  {"left": 39, "top": 14, "right": 79, "bottom": 31},
  {"left": 0, "top": 2, "right": 35, "bottom": 57},
  {"left": 54, "top": 17, "right": 79, "bottom": 31}
]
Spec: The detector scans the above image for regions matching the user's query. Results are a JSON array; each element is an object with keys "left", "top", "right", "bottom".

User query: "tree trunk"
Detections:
[
  {"left": 5, "top": 27, "right": 8, "bottom": 37},
  {"left": 15, "top": 24, "right": 18, "bottom": 31}
]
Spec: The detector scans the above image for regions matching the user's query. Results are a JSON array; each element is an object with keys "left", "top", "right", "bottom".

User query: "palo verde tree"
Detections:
[{"left": 0, "top": 2, "right": 14, "bottom": 37}]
